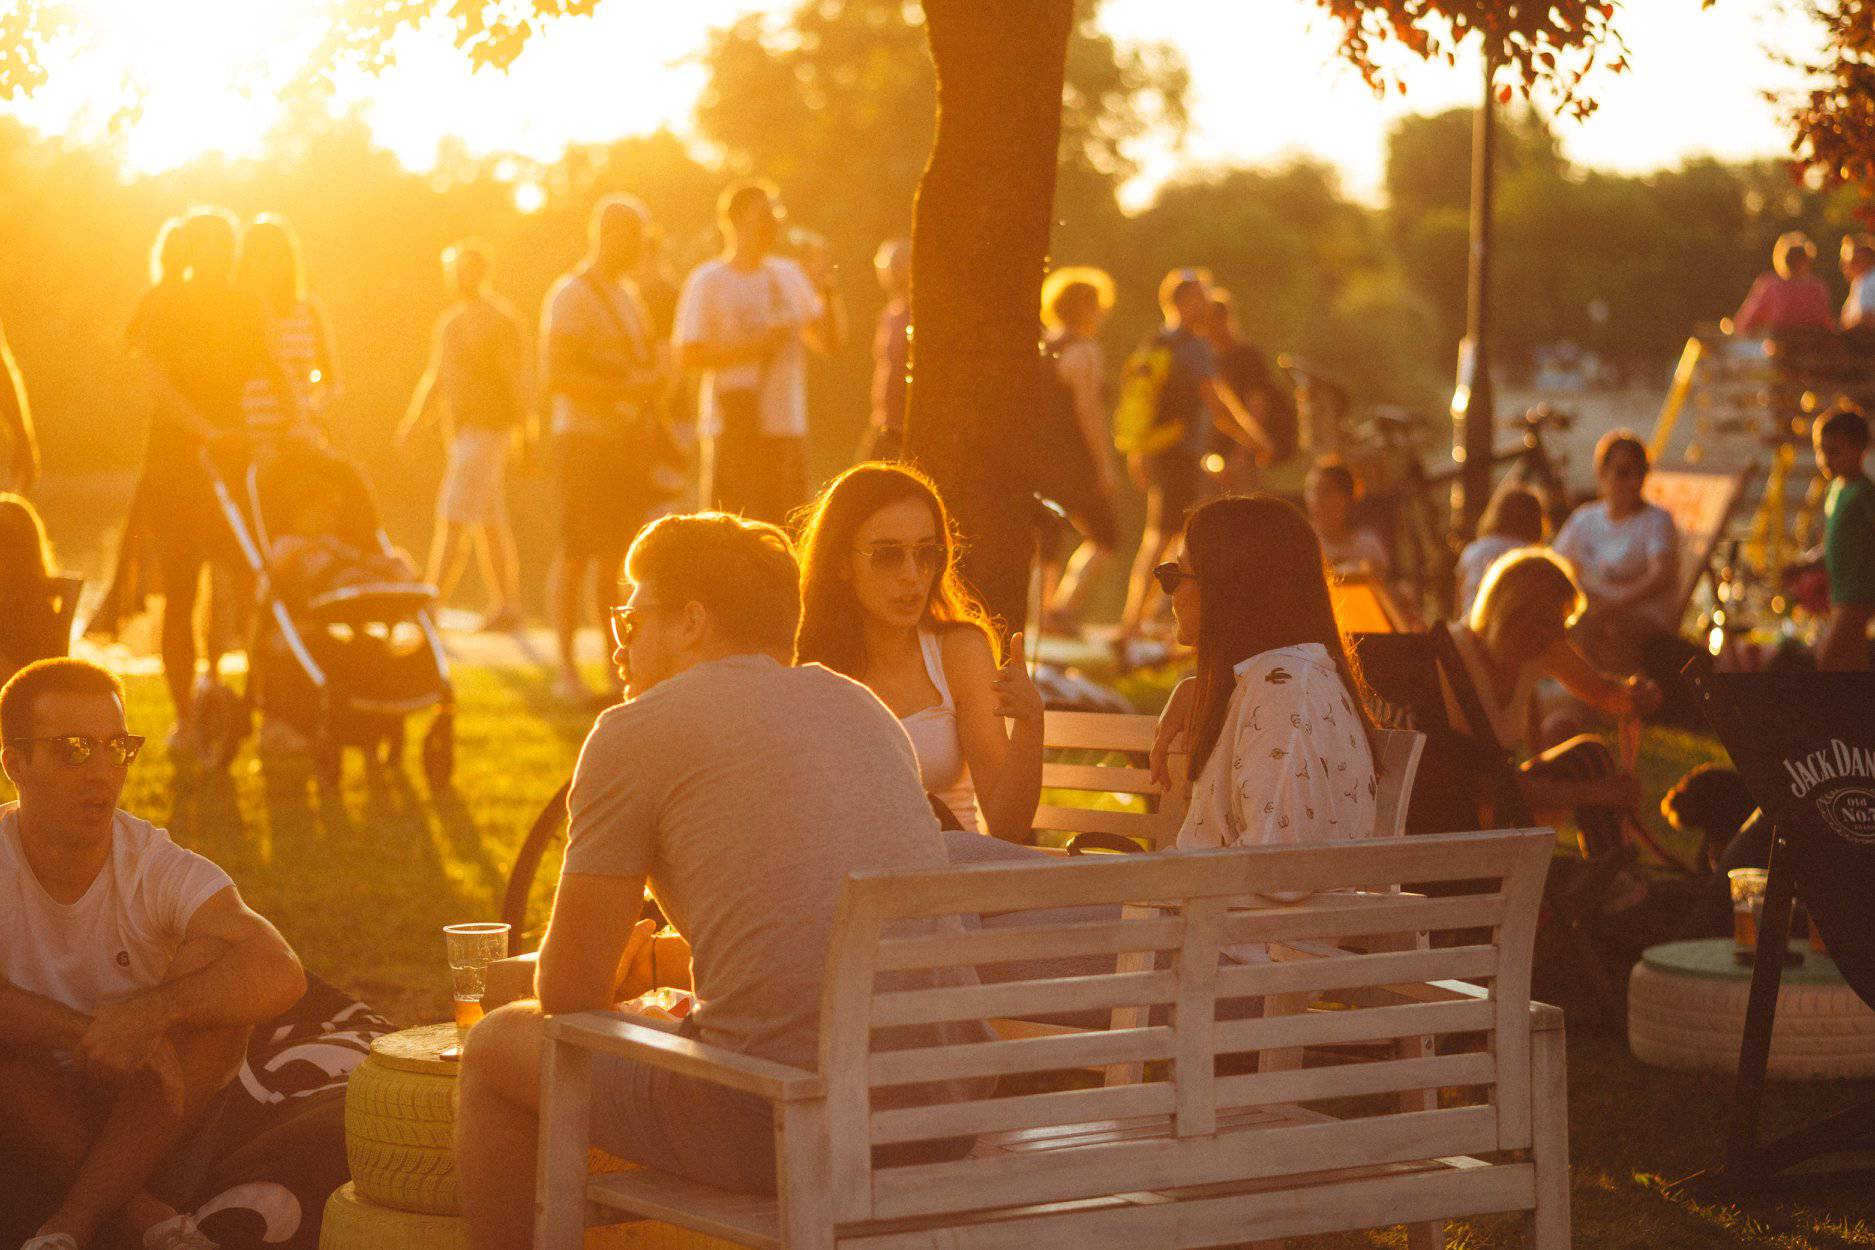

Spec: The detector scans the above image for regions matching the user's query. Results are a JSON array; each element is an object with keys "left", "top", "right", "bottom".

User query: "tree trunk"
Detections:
[{"left": 906, "top": 0, "right": 1074, "bottom": 639}]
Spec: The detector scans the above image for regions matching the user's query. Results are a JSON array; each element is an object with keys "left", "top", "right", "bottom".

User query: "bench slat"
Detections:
[
  {"left": 871, "top": 970, "right": 1178, "bottom": 1028},
  {"left": 870, "top": 1025, "right": 1177, "bottom": 1086},
  {"left": 1219, "top": 892, "right": 1507, "bottom": 945},
  {"left": 1044, "top": 711, "right": 1158, "bottom": 753},
  {"left": 846, "top": 1160, "right": 1534, "bottom": 1250},
  {"left": 868, "top": 1104, "right": 1500, "bottom": 1221},
  {"left": 1216, "top": 1049, "right": 1497, "bottom": 1111},
  {"left": 874, "top": 916, "right": 1183, "bottom": 973},
  {"left": 1040, "top": 762, "right": 1158, "bottom": 794},
  {"left": 585, "top": 1168, "right": 780, "bottom": 1247},
  {"left": 1214, "top": 995, "right": 1497, "bottom": 1055},
  {"left": 870, "top": 1080, "right": 1177, "bottom": 1145},
  {"left": 1213, "top": 944, "right": 1498, "bottom": 999}
]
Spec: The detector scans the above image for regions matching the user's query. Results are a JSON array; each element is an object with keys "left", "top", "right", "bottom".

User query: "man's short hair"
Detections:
[
  {"left": 1818, "top": 402, "right": 1871, "bottom": 447},
  {"left": 717, "top": 179, "right": 778, "bottom": 226},
  {"left": 1, "top": 658, "right": 125, "bottom": 743},
  {"left": 625, "top": 513, "right": 801, "bottom": 657},
  {"left": 442, "top": 237, "right": 493, "bottom": 276},
  {"left": 1157, "top": 266, "right": 1211, "bottom": 317}
]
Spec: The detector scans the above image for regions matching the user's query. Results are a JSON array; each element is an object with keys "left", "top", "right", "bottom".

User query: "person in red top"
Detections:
[{"left": 1733, "top": 231, "right": 1836, "bottom": 338}]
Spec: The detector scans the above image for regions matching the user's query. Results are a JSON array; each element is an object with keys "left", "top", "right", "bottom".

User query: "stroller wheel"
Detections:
[{"left": 422, "top": 714, "right": 454, "bottom": 788}]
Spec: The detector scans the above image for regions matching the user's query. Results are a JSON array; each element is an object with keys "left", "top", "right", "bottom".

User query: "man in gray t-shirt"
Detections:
[{"left": 455, "top": 513, "right": 971, "bottom": 1240}]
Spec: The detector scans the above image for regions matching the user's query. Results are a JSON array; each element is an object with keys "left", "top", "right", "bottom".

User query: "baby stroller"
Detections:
[{"left": 204, "top": 444, "right": 456, "bottom": 785}]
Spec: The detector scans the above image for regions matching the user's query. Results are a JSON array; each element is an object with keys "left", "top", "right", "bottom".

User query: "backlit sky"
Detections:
[{"left": 4, "top": 0, "right": 1824, "bottom": 207}]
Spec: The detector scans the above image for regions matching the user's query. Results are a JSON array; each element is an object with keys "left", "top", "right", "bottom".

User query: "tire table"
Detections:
[
  {"left": 322, "top": 1023, "right": 737, "bottom": 1249},
  {"left": 1628, "top": 939, "right": 1875, "bottom": 1079}
]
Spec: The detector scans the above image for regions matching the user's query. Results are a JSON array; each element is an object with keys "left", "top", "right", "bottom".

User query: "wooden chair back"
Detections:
[
  {"left": 1371, "top": 727, "right": 1426, "bottom": 843},
  {"left": 814, "top": 827, "right": 1555, "bottom": 1227},
  {"left": 1033, "top": 710, "right": 1189, "bottom": 852}
]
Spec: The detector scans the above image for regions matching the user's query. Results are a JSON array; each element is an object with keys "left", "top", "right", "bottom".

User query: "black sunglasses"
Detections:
[
  {"left": 854, "top": 542, "right": 944, "bottom": 577},
  {"left": 1152, "top": 562, "right": 1197, "bottom": 595},
  {"left": 4, "top": 734, "right": 146, "bottom": 767}
]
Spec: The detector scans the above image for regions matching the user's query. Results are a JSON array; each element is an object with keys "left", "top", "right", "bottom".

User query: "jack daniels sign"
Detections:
[{"left": 1693, "top": 670, "right": 1875, "bottom": 1015}]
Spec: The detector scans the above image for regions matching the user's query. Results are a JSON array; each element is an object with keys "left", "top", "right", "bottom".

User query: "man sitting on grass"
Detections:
[
  {"left": 456, "top": 512, "right": 982, "bottom": 1249},
  {"left": 0, "top": 658, "right": 307, "bottom": 1250}
]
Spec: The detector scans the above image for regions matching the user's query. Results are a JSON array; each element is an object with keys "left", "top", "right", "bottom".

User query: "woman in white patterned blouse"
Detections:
[{"left": 1150, "top": 494, "right": 1380, "bottom": 849}]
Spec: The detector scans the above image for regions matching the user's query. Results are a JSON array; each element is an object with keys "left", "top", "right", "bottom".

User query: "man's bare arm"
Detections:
[
  {"left": 537, "top": 872, "right": 646, "bottom": 1014},
  {"left": 544, "top": 332, "right": 664, "bottom": 405},
  {"left": 78, "top": 886, "right": 304, "bottom": 1081},
  {"left": 0, "top": 324, "right": 39, "bottom": 490},
  {"left": 0, "top": 977, "right": 91, "bottom": 1049},
  {"left": 1203, "top": 377, "right": 1277, "bottom": 460}
]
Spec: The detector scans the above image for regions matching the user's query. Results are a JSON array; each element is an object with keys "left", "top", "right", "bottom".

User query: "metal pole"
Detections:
[{"left": 1451, "top": 49, "right": 1498, "bottom": 542}]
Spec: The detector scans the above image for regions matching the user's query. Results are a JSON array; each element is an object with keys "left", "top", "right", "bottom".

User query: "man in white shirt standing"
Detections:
[
  {"left": 0, "top": 659, "right": 306, "bottom": 1250},
  {"left": 674, "top": 180, "right": 845, "bottom": 525},
  {"left": 541, "top": 196, "right": 672, "bottom": 705},
  {"left": 1841, "top": 234, "right": 1875, "bottom": 333}
]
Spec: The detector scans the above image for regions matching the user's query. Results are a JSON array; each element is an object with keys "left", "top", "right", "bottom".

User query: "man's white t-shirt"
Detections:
[
  {"left": 1552, "top": 500, "right": 1680, "bottom": 632},
  {"left": 673, "top": 256, "right": 822, "bottom": 440},
  {"left": 0, "top": 803, "right": 233, "bottom": 1019}
]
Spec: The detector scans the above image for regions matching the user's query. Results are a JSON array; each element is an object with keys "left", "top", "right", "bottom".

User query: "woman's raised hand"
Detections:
[
  {"left": 994, "top": 632, "right": 1045, "bottom": 724},
  {"left": 1149, "top": 676, "right": 1196, "bottom": 793}
]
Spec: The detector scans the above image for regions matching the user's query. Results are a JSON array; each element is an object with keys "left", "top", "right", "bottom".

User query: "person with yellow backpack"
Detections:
[{"left": 1114, "top": 269, "right": 1275, "bottom": 649}]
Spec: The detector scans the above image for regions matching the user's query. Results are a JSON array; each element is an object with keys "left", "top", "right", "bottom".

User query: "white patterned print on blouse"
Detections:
[{"left": 1177, "top": 642, "right": 1378, "bottom": 852}]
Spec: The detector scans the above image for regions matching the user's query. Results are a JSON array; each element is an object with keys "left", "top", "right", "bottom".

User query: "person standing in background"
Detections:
[
  {"left": 541, "top": 196, "right": 670, "bottom": 706},
  {"left": 1038, "top": 267, "right": 1118, "bottom": 632},
  {"left": 674, "top": 179, "right": 844, "bottom": 524},
  {"left": 1840, "top": 234, "right": 1875, "bottom": 335},
  {"left": 859, "top": 237, "right": 911, "bottom": 462},
  {"left": 235, "top": 214, "right": 341, "bottom": 444},
  {"left": 0, "top": 317, "right": 39, "bottom": 493},
  {"left": 398, "top": 239, "right": 530, "bottom": 633},
  {"left": 1201, "top": 289, "right": 1290, "bottom": 493}
]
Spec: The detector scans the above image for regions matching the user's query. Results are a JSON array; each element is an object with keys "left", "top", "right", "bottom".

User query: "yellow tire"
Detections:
[
  {"left": 345, "top": 1056, "right": 461, "bottom": 1214},
  {"left": 319, "top": 1183, "right": 464, "bottom": 1250},
  {"left": 346, "top": 1137, "right": 460, "bottom": 1216}
]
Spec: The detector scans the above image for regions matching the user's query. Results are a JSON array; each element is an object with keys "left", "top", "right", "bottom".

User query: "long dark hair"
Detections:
[
  {"left": 794, "top": 462, "right": 995, "bottom": 678},
  {"left": 1182, "top": 494, "right": 1379, "bottom": 774}
]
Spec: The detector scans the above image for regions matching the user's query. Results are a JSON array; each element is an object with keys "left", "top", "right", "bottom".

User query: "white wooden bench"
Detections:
[{"left": 535, "top": 826, "right": 1567, "bottom": 1249}]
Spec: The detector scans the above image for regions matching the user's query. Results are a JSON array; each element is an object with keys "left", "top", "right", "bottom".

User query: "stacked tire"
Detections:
[
  {"left": 322, "top": 1023, "right": 732, "bottom": 1249},
  {"left": 1628, "top": 941, "right": 1875, "bottom": 1079}
]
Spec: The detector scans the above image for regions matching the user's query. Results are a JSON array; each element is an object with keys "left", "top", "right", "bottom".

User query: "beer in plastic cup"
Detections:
[
  {"left": 1728, "top": 868, "right": 1768, "bottom": 954},
  {"left": 444, "top": 923, "right": 510, "bottom": 1037}
]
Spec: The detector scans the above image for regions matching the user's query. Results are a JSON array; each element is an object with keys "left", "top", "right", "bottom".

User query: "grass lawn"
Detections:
[{"left": 5, "top": 666, "right": 1873, "bottom": 1247}]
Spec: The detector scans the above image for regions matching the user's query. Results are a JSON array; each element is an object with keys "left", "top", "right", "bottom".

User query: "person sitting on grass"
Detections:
[
  {"left": 1455, "top": 484, "right": 1546, "bottom": 619},
  {"left": 794, "top": 463, "right": 1044, "bottom": 840},
  {"left": 0, "top": 658, "right": 307, "bottom": 1250},
  {"left": 0, "top": 493, "right": 68, "bottom": 684},
  {"left": 455, "top": 512, "right": 986, "bottom": 1249},
  {"left": 1812, "top": 402, "right": 1875, "bottom": 672},
  {"left": 1304, "top": 457, "right": 1391, "bottom": 581}
]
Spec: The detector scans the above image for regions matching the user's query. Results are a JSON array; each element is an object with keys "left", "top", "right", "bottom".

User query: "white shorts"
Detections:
[{"left": 438, "top": 427, "right": 511, "bottom": 525}]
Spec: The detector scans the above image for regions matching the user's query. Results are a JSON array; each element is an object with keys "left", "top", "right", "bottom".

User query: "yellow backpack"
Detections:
[{"left": 1112, "top": 334, "right": 1183, "bottom": 455}]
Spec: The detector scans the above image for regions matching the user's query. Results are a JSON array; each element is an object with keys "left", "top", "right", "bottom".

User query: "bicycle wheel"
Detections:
[{"left": 502, "top": 780, "right": 570, "bottom": 953}]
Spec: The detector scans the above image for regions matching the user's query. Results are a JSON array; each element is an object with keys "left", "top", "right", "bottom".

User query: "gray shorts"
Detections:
[
  {"left": 438, "top": 427, "right": 511, "bottom": 525},
  {"left": 588, "top": 1013, "right": 777, "bottom": 1195}
]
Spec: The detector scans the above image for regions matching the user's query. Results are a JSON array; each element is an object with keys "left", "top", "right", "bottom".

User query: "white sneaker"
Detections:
[
  {"left": 143, "top": 1213, "right": 218, "bottom": 1250},
  {"left": 21, "top": 1234, "right": 80, "bottom": 1250}
]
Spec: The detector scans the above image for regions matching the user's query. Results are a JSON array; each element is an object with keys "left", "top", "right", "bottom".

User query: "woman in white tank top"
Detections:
[{"left": 796, "top": 464, "right": 1044, "bottom": 839}]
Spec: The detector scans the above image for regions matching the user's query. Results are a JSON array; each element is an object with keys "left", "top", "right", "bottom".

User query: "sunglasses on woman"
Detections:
[
  {"left": 854, "top": 542, "right": 945, "bottom": 577},
  {"left": 1152, "top": 562, "right": 1197, "bottom": 595},
  {"left": 3, "top": 734, "right": 146, "bottom": 767}
]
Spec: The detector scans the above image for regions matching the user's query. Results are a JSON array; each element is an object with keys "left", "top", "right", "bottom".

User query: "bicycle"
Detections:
[{"left": 1348, "top": 403, "right": 1575, "bottom": 622}]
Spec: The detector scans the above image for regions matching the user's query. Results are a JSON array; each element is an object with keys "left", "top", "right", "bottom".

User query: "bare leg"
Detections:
[
  {"left": 427, "top": 519, "right": 473, "bottom": 607},
  {"left": 1052, "top": 541, "right": 1111, "bottom": 618},
  {"left": 475, "top": 510, "right": 521, "bottom": 620},
  {"left": 160, "top": 560, "right": 203, "bottom": 728},
  {"left": 1118, "top": 517, "right": 1172, "bottom": 638},
  {"left": 458, "top": 1002, "right": 546, "bottom": 1250},
  {"left": 549, "top": 552, "right": 589, "bottom": 683}
]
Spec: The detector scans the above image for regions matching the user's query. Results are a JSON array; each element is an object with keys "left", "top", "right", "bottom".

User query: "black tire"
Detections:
[
  {"left": 503, "top": 781, "right": 570, "bottom": 952},
  {"left": 421, "top": 713, "right": 454, "bottom": 788}
]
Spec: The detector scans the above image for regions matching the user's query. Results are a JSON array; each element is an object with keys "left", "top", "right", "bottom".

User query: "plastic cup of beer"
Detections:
[
  {"left": 1728, "top": 868, "right": 1769, "bottom": 953},
  {"left": 444, "top": 923, "right": 510, "bottom": 1037}
]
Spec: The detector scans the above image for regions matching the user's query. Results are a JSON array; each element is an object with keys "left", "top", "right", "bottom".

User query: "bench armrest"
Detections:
[{"left": 543, "top": 1010, "right": 826, "bottom": 1104}]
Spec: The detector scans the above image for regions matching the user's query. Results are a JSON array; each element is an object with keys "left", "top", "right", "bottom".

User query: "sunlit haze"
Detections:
[{"left": 6, "top": 0, "right": 1825, "bottom": 207}]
